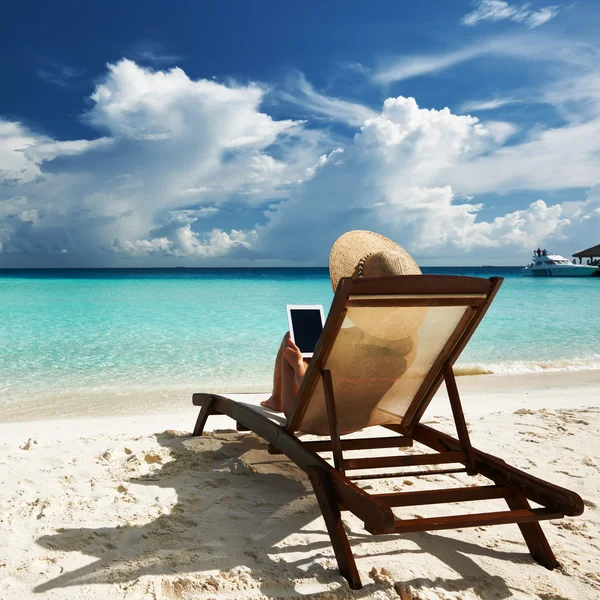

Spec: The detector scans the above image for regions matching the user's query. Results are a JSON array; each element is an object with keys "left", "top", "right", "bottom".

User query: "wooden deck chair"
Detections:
[{"left": 191, "top": 275, "right": 584, "bottom": 589}]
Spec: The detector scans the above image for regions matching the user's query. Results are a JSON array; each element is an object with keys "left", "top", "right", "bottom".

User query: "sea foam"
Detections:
[{"left": 455, "top": 356, "right": 600, "bottom": 376}]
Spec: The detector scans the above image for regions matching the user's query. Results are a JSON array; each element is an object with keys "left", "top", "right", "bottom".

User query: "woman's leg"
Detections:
[
  {"left": 281, "top": 337, "right": 309, "bottom": 419},
  {"left": 260, "top": 333, "right": 286, "bottom": 411},
  {"left": 261, "top": 333, "right": 309, "bottom": 415}
]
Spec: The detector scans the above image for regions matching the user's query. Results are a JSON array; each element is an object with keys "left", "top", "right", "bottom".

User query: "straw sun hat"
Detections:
[
  {"left": 329, "top": 230, "right": 421, "bottom": 291},
  {"left": 329, "top": 230, "right": 425, "bottom": 340}
]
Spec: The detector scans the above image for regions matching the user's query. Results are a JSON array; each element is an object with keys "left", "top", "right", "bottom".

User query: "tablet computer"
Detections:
[{"left": 286, "top": 304, "right": 325, "bottom": 358}]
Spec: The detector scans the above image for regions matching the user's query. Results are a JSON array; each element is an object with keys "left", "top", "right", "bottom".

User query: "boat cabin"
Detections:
[{"left": 530, "top": 248, "right": 571, "bottom": 267}]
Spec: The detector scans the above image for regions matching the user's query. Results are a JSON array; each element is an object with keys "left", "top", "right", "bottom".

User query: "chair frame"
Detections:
[{"left": 192, "top": 275, "right": 584, "bottom": 589}]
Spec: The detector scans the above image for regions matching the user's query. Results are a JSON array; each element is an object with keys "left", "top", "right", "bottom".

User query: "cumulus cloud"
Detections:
[
  {"left": 257, "top": 96, "right": 597, "bottom": 262},
  {"left": 258, "top": 98, "right": 498, "bottom": 258},
  {"left": 87, "top": 59, "right": 297, "bottom": 145},
  {"left": 0, "top": 60, "right": 328, "bottom": 263},
  {"left": 0, "top": 119, "right": 112, "bottom": 185},
  {"left": 462, "top": 1, "right": 560, "bottom": 28},
  {"left": 0, "top": 120, "right": 45, "bottom": 184},
  {"left": 115, "top": 215, "right": 256, "bottom": 258},
  {"left": 445, "top": 116, "right": 600, "bottom": 193},
  {"left": 1, "top": 59, "right": 600, "bottom": 266}
]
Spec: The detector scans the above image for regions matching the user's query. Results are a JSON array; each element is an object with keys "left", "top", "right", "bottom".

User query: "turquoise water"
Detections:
[{"left": 0, "top": 268, "right": 599, "bottom": 399}]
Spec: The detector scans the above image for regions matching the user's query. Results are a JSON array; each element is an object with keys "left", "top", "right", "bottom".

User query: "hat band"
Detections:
[{"left": 356, "top": 253, "right": 374, "bottom": 278}]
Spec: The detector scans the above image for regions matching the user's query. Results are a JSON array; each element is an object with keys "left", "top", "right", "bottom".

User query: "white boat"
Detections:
[{"left": 521, "top": 249, "right": 598, "bottom": 277}]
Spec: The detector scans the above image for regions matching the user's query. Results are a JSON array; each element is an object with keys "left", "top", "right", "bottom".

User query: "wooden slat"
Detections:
[
  {"left": 349, "top": 467, "right": 467, "bottom": 481},
  {"left": 347, "top": 297, "right": 486, "bottom": 308},
  {"left": 348, "top": 275, "right": 495, "bottom": 297},
  {"left": 267, "top": 435, "right": 413, "bottom": 455},
  {"left": 372, "top": 485, "right": 507, "bottom": 508},
  {"left": 413, "top": 424, "right": 585, "bottom": 517},
  {"left": 384, "top": 424, "right": 406, "bottom": 434},
  {"left": 344, "top": 451, "right": 465, "bottom": 471},
  {"left": 389, "top": 508, "right": 561, "bottom": 534},
  {"left": 348, "top": 294, "right": 488, "bottom": 300},
  {"left": 328, "top": 469, "right": 395, "bottom": 534}
]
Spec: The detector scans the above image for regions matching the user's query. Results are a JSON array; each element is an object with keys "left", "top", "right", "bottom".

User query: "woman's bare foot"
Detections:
[{"left": 260, "top": 395, "right": 282, "bottom": 411}]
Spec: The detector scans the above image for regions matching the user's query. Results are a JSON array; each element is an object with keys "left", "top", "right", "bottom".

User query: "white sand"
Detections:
[{"left": 1, "top": 372, "right": 599, "bottom": 599}]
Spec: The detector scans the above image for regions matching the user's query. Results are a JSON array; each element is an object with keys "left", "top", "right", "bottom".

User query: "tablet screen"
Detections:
[{"left": 288, "top": 307, "right": 324, "bottom": 355}]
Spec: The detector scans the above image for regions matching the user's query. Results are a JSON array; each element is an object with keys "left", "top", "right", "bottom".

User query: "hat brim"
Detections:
[{"left": 329, "top": 230, "right": 420, "bottom": 291}]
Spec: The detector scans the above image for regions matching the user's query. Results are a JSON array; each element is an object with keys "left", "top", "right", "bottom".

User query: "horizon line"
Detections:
[{"left": 0, "top": 265, "right": 524, "bottom": 270}]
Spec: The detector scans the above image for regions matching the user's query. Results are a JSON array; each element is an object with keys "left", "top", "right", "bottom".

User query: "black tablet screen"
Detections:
[{"left": 290, "top": 309, "right": 323, "bottom": 354}]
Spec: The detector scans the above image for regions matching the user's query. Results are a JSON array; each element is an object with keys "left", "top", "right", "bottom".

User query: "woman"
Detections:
[{"left": 260, "top": 230, "right": 424, "bottom": 423}]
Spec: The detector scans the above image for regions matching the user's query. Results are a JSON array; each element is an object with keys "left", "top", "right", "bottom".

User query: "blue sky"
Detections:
[{"left": 1, "top": 0, "right": 600, "bottom": 266}]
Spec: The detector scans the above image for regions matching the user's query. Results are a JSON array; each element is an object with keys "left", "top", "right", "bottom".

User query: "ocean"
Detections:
[{"left": 1, "top": 267, "right": 599, "bottom": 402}]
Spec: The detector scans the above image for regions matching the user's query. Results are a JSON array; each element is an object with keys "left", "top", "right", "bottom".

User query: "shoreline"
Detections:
[{"left": 2, "top": 369, "right": 599, "bottom": 430}]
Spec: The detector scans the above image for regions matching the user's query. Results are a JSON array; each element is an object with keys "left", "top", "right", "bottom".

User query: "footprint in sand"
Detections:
[
  {"left": 550, "top": 520, "right": 593, "bottom": 539},
  {"left": 144, "top": 453, "right": 163, "bottom": 464},
  {"left": 555, "top": 469, "right": 585, "bottom": 479}
]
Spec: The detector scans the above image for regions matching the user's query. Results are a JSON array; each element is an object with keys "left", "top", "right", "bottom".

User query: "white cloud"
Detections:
[
  {"left": 116, "top": 215, "right": 257, "bottom": 258},
  {"left": 278, "top": 73, "right": 378, "bottom": 127},
  {"left": 0, "top": 60, "right": 321, "bottom": 263},
  {"left": 542, "top": 70, "right": 600, "bottom": 121},
  {"left": 0, "top": 119, "right": 113, "bottom": 185},
  {"left": 0, "top": 196, "right": 28, "bottom": 218},
  {"left": 445, "top": 116, "right": 600, "bottom": 193},
  {"left": 464, "top": 0, "right": 520, "bottom": 24},
  {"left": 258, "top": 96, "right": 598, "bottom": 262},
  {"left": 372, "top": 32, "right": 585, "bottom": 84},
  {"left": 23, "top": 138, "right": 113, "bottom": 162},
  {"left": 0, "top": 120, "right": 45, "bottom": 184},
  {"left": 460, "top": 96, "right": 520, "bottom": 112},
  {"left": 2, "top": 59, "right": 600, "bottom": 266},
  {"left": 462, "top": 1, "right": 560, "bottom": 28},
  {"left": 374, "top": 45, "right": 488, "bottom": 84},
  {"left": 88, "top": 60, "right": 297, "bottom": 144},
  {"left": 525, "top": 6, "right": 560, "bottom": 27}
]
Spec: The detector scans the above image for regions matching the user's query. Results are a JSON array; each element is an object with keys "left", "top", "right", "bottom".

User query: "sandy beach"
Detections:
[{"left": 1, "top": 371, "right": 599, "bottom": 599}]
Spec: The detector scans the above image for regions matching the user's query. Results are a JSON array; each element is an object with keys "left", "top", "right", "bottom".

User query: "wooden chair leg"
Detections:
[
  {"left": 307, "top": 466, "right": 362, "bottom": 590},
  {"left": 506, "top": 490, "right": 559, "bottom": 569},
  {"left": 192, "top": 397, "right": 216, "bottom": 436}
]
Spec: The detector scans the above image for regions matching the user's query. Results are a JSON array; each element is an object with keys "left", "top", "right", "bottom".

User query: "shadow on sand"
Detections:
[{"left": 35, "top": 430, "right": 532, "bottom": 598}]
